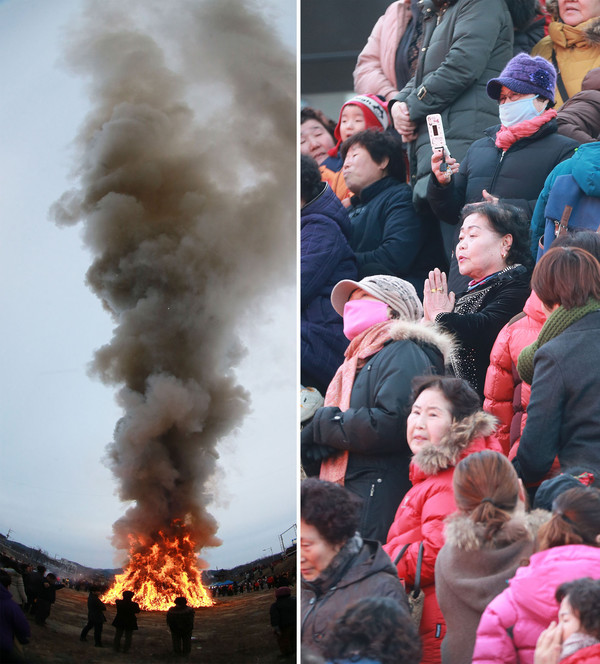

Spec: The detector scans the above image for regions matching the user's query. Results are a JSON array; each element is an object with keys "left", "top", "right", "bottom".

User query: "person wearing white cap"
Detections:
[{"left": 301, "top": 274, "right": 455, "bottom": 543}]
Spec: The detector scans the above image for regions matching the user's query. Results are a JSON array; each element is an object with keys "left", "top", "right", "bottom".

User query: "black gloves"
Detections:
[{"left": 301, "top": 420, "right": 339, "bottom": 476}]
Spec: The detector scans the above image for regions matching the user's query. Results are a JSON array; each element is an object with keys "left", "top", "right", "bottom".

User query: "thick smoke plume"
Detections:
[{"left": 51, "top": 0, "right": 295, "bottom": 563}]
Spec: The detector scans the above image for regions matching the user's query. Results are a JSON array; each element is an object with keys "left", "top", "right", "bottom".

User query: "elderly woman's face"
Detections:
[
  {"left": 300, "top": 119, "right": 335, "bottom": 165},
  {"left": 498, "top": 86, "right": 547, "bottom": 113},
  {"left": 407, "top": 388, "right": 454, "bottom": 455},
  {"left": 343, "top": 143, "right": 388, "bottom": 195},
  {"left": 300, "top": 520, "right": 342, "bottom": 581},
  {"left": 456, "top": 212, "right": 512, "bottom": 281},
  {"left": 559, "top": 0, "right": 600, "bottom": 25}
]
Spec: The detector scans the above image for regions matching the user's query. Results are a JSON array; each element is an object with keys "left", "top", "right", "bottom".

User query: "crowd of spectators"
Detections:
[{"left": 300, "top": 0, "right": 600, "bottom": 662}]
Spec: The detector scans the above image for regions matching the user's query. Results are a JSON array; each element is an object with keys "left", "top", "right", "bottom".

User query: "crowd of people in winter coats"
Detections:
[{"left": 301, "top": 0, "right": 600, "bottom": 662}]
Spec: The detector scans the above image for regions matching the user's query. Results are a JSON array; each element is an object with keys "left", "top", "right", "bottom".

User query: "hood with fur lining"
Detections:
[
  {"left": 387, "top": 319, "right": 456, "bottom": 366},
  {"left": 546, "top": 0, "right": 600, "bottom": 44},
  {"left": 411, "top": 410, "right": 499, "bottom": 477},
  {"left": 444, "top": 508, "right": 551, "bottom": 552}
]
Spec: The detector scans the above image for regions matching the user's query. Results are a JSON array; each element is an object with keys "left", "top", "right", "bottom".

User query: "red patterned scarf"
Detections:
[{"left": 495, "top": 108, "right": 557, "bottom": 151}]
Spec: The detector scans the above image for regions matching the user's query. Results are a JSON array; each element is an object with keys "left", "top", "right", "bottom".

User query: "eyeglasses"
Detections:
[{"left": 498, "top": 91, "right": 536, "bottom": 105}]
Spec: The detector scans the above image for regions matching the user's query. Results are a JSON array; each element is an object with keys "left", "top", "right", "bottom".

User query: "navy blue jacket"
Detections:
[
  {"left": 301, "top": 184, "right": 357, "bottom": 394},
  {"left": 348, "top": 176, "right": 443, "bottom": 295}
]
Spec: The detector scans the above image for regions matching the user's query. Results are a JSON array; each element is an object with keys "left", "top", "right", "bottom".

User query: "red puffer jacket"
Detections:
[
  {"left": 562, "top": 644, "right": 600, "bottom": 664},
  {"left": 384, "top": 411, "right": 501, "bottom": 664},
  {"left": 483, "top": 292, "right": 546, "bottom": 457}
]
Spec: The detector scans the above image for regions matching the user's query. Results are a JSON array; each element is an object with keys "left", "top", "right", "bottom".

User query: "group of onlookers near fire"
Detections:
[{"left": 301, "top": 0, "right": 600, "bottom": 661}]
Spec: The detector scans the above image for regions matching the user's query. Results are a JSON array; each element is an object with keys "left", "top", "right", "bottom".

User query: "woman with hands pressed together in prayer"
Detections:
[{"left": 423, "top": 202, "right": 532, "bottom": 398}]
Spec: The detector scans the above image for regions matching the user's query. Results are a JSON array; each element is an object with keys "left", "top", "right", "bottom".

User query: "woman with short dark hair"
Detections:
[
  {"left": 423, "top": 201, "right": 533, "bottom": 398},
  {"left": 340, "top": 129, "right": 445, "bottom": 291},
  {"left": 322, "top": 596, "right": 422, "bottom": 664},
  {"left": 300, "top": 478, "right": 408, "bottom": 659},
  {"left": 514, "top": 247, "right": 600, "bottom": 490}
]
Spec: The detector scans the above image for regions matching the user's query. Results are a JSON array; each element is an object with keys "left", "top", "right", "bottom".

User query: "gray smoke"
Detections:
[{"left": 51, "top": 0, "right": 295, "bottom": 562}]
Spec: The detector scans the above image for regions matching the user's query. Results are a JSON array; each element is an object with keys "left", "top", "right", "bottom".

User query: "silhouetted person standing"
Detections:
[
  {"left": 80, "top": 586, "right": 106, "bottom": 647},
  {"left": 270, "top": 586, "right": 296, "bottom": 658},
  {"left": 34, "top": 573, "right": 64, "bottom": 626},
  {"left": 26, "top": 565, "right": 45, "bottom": 616},
  {"left": 112, "top": 590, "right": 139, "bottom": 653},
  {"left": 166, "top": 596, "right": 194, "bottom": 656},
  {"left": 0, "top": 570, "right": 30, "bottom": 663}
]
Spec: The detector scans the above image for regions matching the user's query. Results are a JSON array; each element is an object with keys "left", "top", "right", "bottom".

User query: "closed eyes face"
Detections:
[
  {"left": 300, "top": 520, "right": 342, "bottom": 582},
  {"left": 456, "top": 213, "right": 511, "bottom": 281},
  {"left": 558, "top": 596, "right": 582, "bottom": 641},
  {"left": 342, "top": 144, "right": 388, "bottom": 195}
]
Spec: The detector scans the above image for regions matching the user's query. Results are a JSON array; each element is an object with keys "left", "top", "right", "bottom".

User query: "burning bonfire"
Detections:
[{"left": 101, "top": 524, "right": 214, "bottom": 611}]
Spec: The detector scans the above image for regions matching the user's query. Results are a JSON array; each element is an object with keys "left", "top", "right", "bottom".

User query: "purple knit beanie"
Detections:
[{"left": 487, "top": 53, "right": 557, "bottom": 103}]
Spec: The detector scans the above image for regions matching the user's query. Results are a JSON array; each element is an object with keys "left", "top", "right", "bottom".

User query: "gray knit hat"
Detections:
[
  {"left": 331, "top": 275, "right": 423, "bottom": 321},
  {"left": 487, "top": 53, "right": 556, "bottom": 103}
]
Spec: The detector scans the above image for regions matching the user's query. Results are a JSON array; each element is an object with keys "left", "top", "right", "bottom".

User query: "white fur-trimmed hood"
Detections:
[
  {"left": 443, "top": 509, "right": 551, "bottom": 551},
  {"left": 412, "top": 410, "right": 497, "bottom": 476},
  {"left": 387, "top": 319, "right": 456, "bottom": 366}
]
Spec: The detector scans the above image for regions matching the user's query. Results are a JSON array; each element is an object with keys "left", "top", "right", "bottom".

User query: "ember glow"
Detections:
[{"left": 102, "top": 524, "right": 213, "bottom": 611}]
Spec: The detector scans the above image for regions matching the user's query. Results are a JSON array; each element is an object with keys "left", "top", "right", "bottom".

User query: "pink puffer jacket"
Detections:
[
  {"left": 472, "top": 544, "right": 600, "bottom": 664},
  {"left": 353, "top": 0, "right": 412, "bottom": 101}
]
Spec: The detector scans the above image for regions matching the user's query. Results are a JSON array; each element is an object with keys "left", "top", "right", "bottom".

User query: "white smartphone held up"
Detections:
[{"left": 426, "top": 113, "right": 451, "bottom": 172}]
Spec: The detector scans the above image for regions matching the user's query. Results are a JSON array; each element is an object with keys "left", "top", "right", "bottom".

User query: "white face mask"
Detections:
[{"left": 499, "top": 96, "right": 544, "bottom": 127}]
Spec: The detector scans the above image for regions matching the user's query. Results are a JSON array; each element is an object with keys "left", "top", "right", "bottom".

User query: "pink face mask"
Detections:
[{"left": 343, "top": 299, "right": 389, "bottom": 340}]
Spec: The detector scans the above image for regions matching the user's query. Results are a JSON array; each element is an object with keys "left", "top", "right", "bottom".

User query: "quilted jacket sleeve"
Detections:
[
  {"left": 385, "top": 479, "right": 454, "bottom": 588},
  {"left": 353, "top": 2, "right": 409, "bottom": 101},
  {"left": 472, "top": 590, "right": 519, "bottom": 664},
  {"left": 301, "top": 215, "right": 353, "bottom": 310},
  {"left": 483, "top": 322, "right": 515, "bottom": 456},
  {"left": 400, "top": 0, "right": 510, "bottom": 121}
]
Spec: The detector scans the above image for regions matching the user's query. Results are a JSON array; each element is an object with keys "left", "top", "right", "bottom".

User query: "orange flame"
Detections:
[{"left": 101, "top": 526, "right": 214, "bottom": 611}]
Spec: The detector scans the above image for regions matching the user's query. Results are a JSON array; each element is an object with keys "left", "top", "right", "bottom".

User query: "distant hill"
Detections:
[{"left": 0, "top": 533, "right": 296, "bottom": 587}]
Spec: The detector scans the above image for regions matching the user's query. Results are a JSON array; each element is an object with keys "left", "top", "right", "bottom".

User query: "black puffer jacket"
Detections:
[
  {"left": 301, "top": 536, "right": 407, "bottom": 656},
  {"left": 348, "top": 176, "right": 444, "bottom": 294},
  {"left": 310, "top": 321, "right": 454, "bottom": 542},
  {"left": 427, "top": 118, "right": 578, "bottom": 293},
  {"left": 436, "top": 265, "right": 531, "bottom": 399}
]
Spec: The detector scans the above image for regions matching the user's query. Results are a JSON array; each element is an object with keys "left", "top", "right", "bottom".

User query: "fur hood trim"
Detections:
[
  {"left": 443, "top": 509, "right": 551, "bottom": 551},
  {"left": 547, "top": 0, "right": 600, "bottom": 44},
  {"left": 546, "top": 0, "right": 559, "bottom": 19},
  {"left": 412, "top": 411, "right": 497, "bottom": 476},
  {"left": 387, "top": 319, "right": 456, "bottom": 365},
  {"left": 505, "top": 0, "right": 540, "bottom": 30}
]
